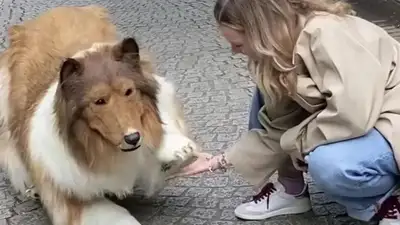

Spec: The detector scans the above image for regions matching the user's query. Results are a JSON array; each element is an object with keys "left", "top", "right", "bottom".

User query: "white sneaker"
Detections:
[
  {"left": 234, "top": 182, "right": 312, "bottom": 220},
  {"left": 380, "top": 219, "right": 400, "bottom": 225}
]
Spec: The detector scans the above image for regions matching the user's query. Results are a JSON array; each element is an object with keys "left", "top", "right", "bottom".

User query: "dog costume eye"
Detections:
[
  {"left": 95, "top": 99, "right": 107, "bottom": 105},
  {"left": 125, "top": 88, "right": 133, "bottom": 96}
]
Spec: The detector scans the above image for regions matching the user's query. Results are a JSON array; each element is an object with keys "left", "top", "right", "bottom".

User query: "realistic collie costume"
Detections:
[{"left": 0, "top": 5, "right": 200, "bottom": 225}]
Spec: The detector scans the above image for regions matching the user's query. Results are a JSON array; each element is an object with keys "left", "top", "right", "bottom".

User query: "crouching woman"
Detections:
[{"left": 182, "top": 0, "right": 400, "bottom": 224}]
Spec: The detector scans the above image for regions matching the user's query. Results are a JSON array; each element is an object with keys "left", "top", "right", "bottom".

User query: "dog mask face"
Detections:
[{"left": 59, "top": 38, "right": 163, "bottom": 152}]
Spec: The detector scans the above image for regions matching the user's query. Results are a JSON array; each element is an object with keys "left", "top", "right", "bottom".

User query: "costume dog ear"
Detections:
[
  {"left": 112, "top": 37, "right": 140, "bottom": 64},
  {"left": 59, "top": 58, "right": 82, "bottom": 86}
]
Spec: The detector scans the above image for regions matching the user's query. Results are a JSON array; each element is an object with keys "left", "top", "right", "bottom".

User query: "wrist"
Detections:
[{"left": 208, "top": 153, "right": 230, "bottom": 172}]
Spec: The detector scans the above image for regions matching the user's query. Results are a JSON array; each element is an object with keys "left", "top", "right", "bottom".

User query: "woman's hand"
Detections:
[{"left": 177, "top": 152, "right": 227, "bottom": 176}]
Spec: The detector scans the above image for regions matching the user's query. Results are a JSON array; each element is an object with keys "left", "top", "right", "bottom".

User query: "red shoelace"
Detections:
[
  {"left": 252, "top": 183, "right": 277, "bottom": 208},
  {"left": 375, "top": 196, "right": 400, "bottom": 220}
]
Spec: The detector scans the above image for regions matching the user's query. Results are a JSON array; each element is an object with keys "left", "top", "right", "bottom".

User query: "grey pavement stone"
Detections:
[
  {"left": 208, "top": 221, "right": 235, "bottom": 225},
  {"left": 189, "top": 208, "right": 218, "bottom": 219},
  {"left": 0, "top": 0, "right": 397, "bottom": 225}
]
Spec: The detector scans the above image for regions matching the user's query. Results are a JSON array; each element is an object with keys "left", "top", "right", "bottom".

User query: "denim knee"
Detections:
[{"left": 307, "top": 145, "right": 364, "bottom": 196}]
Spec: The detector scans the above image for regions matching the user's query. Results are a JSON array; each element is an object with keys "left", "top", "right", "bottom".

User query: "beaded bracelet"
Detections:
[
  {"left": 218, "top": 153, "right": 228, "bottom": 172},
  {"left": 208, "top": 153, "right": 228, "bottom": 172}
]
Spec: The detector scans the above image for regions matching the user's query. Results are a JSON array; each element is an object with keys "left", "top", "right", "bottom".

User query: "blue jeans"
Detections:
[
  {"left": 307, "top": 128, "right": 400, "bottom": 221},
  {"left": 249, "top": 87, "right": 400, "bottom": 221},
  {"left": 248, "top": 87, "right": 265, "bottom": 130}
]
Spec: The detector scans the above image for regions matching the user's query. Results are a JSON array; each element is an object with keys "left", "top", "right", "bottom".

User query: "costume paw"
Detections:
[
  {"left": 174, "top": 140, "right": 196, "bottom": 161},
  {"left": 25, "top": 186, "right": 40, "bottom": 200},
  {"left": 157, "top": 134, "right": 197, "bottom": 165}
]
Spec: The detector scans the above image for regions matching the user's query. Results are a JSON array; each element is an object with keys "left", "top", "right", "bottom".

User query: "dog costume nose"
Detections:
[{"left": 124, "top": 132, "right": 141, "bottom": 146}]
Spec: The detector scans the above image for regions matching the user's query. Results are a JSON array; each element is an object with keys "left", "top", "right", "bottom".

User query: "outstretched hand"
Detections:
[{"left": 172, "top": 152, "right": 221, "bottom": 177}]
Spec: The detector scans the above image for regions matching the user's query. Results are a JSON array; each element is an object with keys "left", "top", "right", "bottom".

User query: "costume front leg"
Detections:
[
  {"left": 79, "top": 199, "right": 141, "bottom": 225},
  {"left": 45, "top": 195, "right": 141, "bottom": 225},
  {"left": 152, "top": 75, "right": 203, "bottom": 170},
  {"left": 156, "top": 131, "right": 197, "bottom": 164},
  {"left": 38, "top": 180, "right": 141, "bottom": 225}
]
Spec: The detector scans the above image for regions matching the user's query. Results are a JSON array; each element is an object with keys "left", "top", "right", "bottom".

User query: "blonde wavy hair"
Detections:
[{"left": 214, "top": 0, "right": 354, "bottom": 104}]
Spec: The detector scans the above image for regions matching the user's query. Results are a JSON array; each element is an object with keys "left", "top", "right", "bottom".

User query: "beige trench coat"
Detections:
[{"left": 226, "top": 12, "right": 400, "bottom": 188}]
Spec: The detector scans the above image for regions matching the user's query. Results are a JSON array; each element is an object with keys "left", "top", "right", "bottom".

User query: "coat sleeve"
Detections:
[{"left": 280, "top": 19, "right": 393, "bottom": 154}]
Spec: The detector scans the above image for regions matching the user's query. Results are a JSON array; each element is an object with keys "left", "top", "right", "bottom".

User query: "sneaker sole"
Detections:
[
  {"left": 234, "top": 202, "right": 312, "bottom": 221},
  {"left": 380, "top": 219, "right": 400, "bottom": 225}
]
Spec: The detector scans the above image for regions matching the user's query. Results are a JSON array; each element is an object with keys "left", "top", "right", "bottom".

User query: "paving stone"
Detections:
[
  {"left": 219, "top": 197, "right": 248, "bottom": 209},
  {"left": 189, "top": 208, "right": 218, "bottom": 219},
  {"left": 324, "top": 203, "right": 348, "bottom": 216},
  {"left": 143, "top": 215, "right": 180, "bottom": 225},
  {"left": 169, "top": 177, "right": 203, "bottom": 187},
  {"left": 289, "top": 216, "right": 330, "bottom": 225},
  {"left": 185, "top": 187, "right": 213, "bottom": 198},
  {"left": 331, "top": 217, "right": 378, "bottom": 225},
  {"left": 220, "top": 209, "right": 236, "bottom": 220},
  {"left": 8, "top": 209, "right": 49, "bottom": 225},
  {"left": 236, "top": 221, "right": 262, "bottom": 225},
  {"left": 208, "top": 221, "right": 235, "bottom": 225},
  {"left": 158, "top": 187, "right": 188, "bottom": 196},
  {"left": 0, "top": 0, "right": 399, "bottom": 225},
  {"left": 190, "top": 197, "right": 220, "bottom": 208},
  {"left": 202, "top": 177, "right": 230, "bottom": 187},
  {"left": 312, "top": 205, "right": 330, "bottom": 216},
  {"left": 233, "top": 186, "right": 254, "bottom": 197},
  {"left": 263, "top": 220, "right": 293, "bottom": 225},
  {"left": 13, "top": 200, "right": 41, "bottom": 214},
  {"left": 209, "top": 187, "right": 237, "bottom": 198},
  {"left": 164, "top": 196, "right": 192, "bottom": 207},
  {"left": 179, "top": 217, "right": 208, "bottom": 225},
  {"left": 0, "top": 208, "right": 12, "bottom": 220},
  {"left": 161, "top": 206, "right": 191, "bottom": 216},
  {"left": 310, "top": 193, "right": 334, "bottom": 205}
]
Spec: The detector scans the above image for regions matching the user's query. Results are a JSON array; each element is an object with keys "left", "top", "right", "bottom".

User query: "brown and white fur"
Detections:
[{"left": 0, "top": 5, "right": 200, "bottom": 225}]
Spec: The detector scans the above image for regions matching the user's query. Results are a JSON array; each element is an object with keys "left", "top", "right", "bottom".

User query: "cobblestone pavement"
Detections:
[{"left": 1, "top": 0, "right": 400, "bottom": 225}]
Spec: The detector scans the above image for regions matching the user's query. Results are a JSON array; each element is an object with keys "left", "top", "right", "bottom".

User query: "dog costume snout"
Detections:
[{"left": 124, "top": 132, "right": 141, "bottom": 146}]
